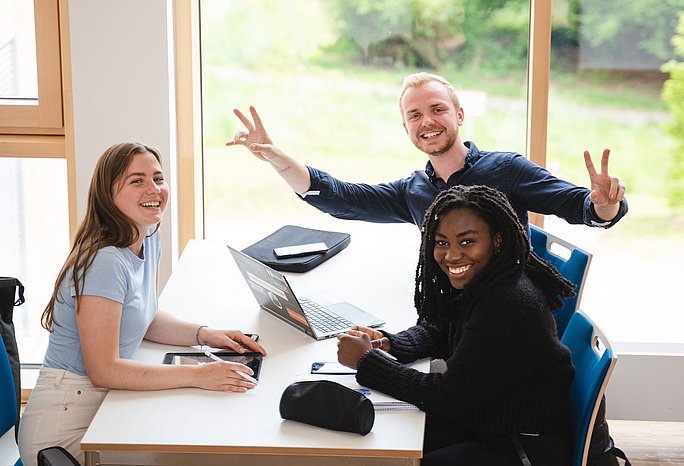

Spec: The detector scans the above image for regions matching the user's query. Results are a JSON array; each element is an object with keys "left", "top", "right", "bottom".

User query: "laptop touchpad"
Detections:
[{"left": 326, "top": 303, "right": 385, "bottom": 328}]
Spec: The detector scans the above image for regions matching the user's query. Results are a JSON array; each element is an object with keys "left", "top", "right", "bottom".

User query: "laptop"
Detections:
[{"left": 228, "top": 246, "right": 385, "bottom": 340}]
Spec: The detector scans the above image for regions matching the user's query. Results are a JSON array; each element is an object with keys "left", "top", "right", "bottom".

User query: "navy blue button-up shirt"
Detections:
[{"left": 300, "top": 142, "right": 627, "bottom": 229}]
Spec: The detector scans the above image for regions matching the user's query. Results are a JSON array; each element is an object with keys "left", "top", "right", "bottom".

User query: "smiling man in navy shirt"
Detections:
[{"left": 226, "top": 72, "right": 627, "bottom": 231}]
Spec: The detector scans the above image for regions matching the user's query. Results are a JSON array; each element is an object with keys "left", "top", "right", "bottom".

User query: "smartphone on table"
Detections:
[{"left": 311, "top": 361, "right": 357, "bottom": 375}]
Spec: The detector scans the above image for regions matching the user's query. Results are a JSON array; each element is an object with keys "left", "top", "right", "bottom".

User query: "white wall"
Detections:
[
  {"left": 68, "top": 0, "right": 178, "bottom": 286},
  {"left": 607, "top": 344, "right": 684, "bottom": 421}
]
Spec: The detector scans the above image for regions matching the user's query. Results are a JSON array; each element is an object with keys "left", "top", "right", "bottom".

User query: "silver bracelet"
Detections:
[{"left": 195, "top": 325, "right": 208, "bottom": 346}]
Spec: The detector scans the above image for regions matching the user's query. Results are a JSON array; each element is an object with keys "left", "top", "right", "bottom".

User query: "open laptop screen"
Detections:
[{"left": 228, "top": 246, "right": 315, "bottom": 336}]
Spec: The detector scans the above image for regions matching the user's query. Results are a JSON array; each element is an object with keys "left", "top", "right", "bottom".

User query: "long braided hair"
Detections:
[{"left": 415, "top": 185, "right": 575, "bottom": 326}]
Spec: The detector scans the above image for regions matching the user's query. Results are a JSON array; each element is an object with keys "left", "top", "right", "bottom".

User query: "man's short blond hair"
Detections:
[{"left": 399, "top": 72, "right": 460, "bottom": 116}]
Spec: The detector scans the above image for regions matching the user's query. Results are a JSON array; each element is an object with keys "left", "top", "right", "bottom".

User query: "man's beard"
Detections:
[{"left": 418, "top": 132, "right": 455, "bottom": 157}]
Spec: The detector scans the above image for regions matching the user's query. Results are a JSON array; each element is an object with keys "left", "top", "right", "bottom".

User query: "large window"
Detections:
[
  {"left": 0, "top": 157, "right": 69, "bottom": 362},
  {"left": 198, "top": 0, "right": 683, "bottom": 345},
  {"left": 200, "top": 0, "right": 530, "bottom": 234},
  {"left": 0, "top": 0, "right": 37, "bottom": 99},
  {"left": 0, "top": 0, "right": 63, "bottom": 130},
  {"left": 544, "top": 0, "right": 683, "bottom": 343},
  {"left": 0, "top": 0, "right": 69, "bottom": 364}
]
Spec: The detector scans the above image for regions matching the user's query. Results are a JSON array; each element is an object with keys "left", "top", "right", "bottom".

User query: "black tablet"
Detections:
[{"left": 162, "top": 351, "right": 263, "bottom": 380}]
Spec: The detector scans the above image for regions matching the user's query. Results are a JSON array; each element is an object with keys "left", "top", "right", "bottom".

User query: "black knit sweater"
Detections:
[{"left": 356, "top": 272, "right": 575, "bottom": 435}]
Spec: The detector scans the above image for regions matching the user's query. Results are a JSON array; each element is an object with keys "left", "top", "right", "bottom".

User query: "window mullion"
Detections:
[{"left": 526, "top": 0, "right": 552, "bottom": 228}]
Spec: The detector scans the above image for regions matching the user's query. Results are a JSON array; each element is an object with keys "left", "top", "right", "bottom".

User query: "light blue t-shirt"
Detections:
[{"left": 43, "top": 231, "right": 161, "bottom": 376}]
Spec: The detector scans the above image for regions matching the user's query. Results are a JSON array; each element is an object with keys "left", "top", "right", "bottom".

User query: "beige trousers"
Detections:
[{"left": 18, "top": 367, "right": 108, "bottom": 466}]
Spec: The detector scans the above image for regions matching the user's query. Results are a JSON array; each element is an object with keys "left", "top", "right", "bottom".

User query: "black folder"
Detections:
[{"left": 241, "top": 225, "right": 350, "bottom": 273}]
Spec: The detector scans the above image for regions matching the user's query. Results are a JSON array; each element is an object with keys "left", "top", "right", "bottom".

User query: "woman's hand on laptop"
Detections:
[{"left": 201, "top": 328, "right": 267, "bottom": 355}]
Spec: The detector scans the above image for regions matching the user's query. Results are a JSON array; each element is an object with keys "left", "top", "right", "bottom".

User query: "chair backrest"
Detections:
[
  {"left": 561, "top": 310, "right": 617, "bottom": 466},
  {"left": 0, "top": 336, "right": 21, "bottom": 466},
  {"left": 529, "top": 225, "right": 592, "bottom": 337}
]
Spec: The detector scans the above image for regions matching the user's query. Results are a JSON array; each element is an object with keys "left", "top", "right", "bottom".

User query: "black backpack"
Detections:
[
  {"left": 0, "top": 276, "right": 25, "bottom": 434},
  {"left": 588, "top": 396, "right": 631, "bottom": 466}
]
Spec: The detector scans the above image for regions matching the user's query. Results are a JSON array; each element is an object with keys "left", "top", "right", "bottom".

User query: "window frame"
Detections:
[
  {"left": 526, "top": 0, "right": 551, "bottom": 227},
  {"left": 0, "top": 0, "right": 75, "bottom": 232},
  {"left": 174, "top": 0, "right": 204, "bottom": 254},
  {"left": 0, "top": 0, "right": 64, "bottom": 133}
]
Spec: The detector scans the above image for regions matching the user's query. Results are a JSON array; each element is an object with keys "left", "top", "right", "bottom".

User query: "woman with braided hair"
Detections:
[{"left": 338, "top": 185, "right": 576, "bottom": 465}]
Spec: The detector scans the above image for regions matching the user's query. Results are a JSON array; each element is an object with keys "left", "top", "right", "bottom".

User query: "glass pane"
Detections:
[
  {"left": 201, "top": 0, "right": 529, "bottom": 239},
  {"left": 0, "top": 158, "right": 70, "bottom": 363},
  {"left": 547, "top": 0, "right": 684, "bottom": 342},
  {"left": 0, "top": 0, "right": 38, "bottom": 100}
]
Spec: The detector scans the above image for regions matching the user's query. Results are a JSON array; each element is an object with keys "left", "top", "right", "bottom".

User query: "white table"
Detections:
[{"left": 81, "top": 223, "right": 428, "bottom": 465}]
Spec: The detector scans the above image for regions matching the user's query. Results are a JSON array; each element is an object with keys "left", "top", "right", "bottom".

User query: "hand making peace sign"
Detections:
[
  {"left": 225, "top": 106, "right": 312, "bottom": 194},
  {"left": 583, "top": 149, "right": 626, "bottom": 221},
  {"left": 226, "top": 106, "right": 280, "bottom": 162}
]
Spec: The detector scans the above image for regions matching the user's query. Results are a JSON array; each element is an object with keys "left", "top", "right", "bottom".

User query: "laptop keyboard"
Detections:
[{"left": 300, "top": 298, "right": 353, "bottom": 333}]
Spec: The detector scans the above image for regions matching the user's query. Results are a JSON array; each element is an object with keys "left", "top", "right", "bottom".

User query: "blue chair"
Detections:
[
  {"left": 1, "top": 334, "right": 79, "bottom": 466},
  {"left": 561, "top": 310, "right": 618, "bottom": 466},
  {"left": 0, "top": 336, "right": 22, "bottom": 466},
  {"left": 529, "top": 225, "right": 592, "bottom": 337}
]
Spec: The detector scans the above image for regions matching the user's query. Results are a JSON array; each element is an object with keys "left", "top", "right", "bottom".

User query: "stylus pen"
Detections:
[{"left": 203, "top": 350, "right": 259, "bottom": 385}]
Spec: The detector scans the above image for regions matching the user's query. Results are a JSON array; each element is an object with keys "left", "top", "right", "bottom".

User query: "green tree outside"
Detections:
[{"left": 662, "top": 12, "right": 684, "bottom": 211}]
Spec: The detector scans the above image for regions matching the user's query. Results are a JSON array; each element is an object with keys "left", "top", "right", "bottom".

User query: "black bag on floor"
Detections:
[
  {"left": 0, "top": 277, "right": 25, "bottom": 433},
  {"left": 37, "top": 446, "right": 81, "bottom": 466},
  {"left": 588, "top": 396, "right": 632, "bottom": 466}
]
